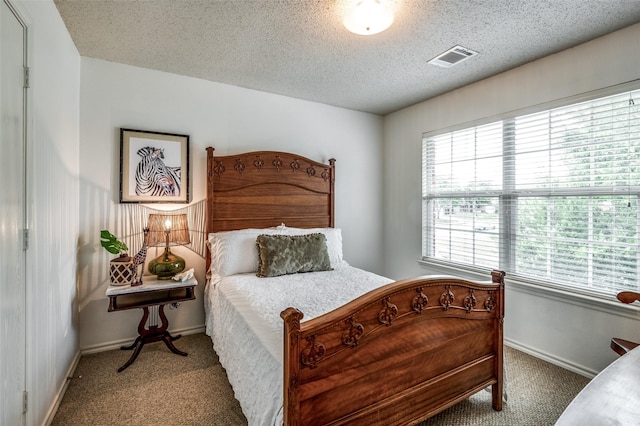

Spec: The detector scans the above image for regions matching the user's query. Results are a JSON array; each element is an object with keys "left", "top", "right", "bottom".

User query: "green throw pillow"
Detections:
[{"left": 256, "top": 233, "right": 333, "bottom": 277}]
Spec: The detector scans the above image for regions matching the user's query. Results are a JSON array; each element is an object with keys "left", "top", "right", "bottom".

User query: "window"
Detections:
[{"left": 422, "top": 89, "right": 640, "bottom": 296}]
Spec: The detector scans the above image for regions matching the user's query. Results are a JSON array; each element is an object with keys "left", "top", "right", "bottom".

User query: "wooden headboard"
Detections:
[{"left": 205, "top": 147, "right": 336, "bottom": 253}]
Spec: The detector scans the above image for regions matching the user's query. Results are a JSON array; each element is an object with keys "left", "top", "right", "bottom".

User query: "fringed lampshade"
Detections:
[{"left": 147, "top": 213, "right": 190, "bottom": 279}]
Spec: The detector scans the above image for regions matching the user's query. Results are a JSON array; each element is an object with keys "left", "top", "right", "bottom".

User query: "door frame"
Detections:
[{"left": 2, "top": 0, "right": 32, "bottom": 424}]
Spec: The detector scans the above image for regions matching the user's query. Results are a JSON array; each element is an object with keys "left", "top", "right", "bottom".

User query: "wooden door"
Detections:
[{"left": 0, "top": 0, "right": 27, "bottom": 424}]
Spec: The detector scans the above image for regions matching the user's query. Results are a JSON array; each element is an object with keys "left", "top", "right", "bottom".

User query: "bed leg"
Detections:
[{"left": 492, "top": 382, "right": 503, "bottom": 411}]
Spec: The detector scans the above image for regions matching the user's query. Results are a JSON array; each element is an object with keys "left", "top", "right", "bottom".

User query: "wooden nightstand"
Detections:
[{"left": 106, "top": 277, "right": 197, "bottom": 372}]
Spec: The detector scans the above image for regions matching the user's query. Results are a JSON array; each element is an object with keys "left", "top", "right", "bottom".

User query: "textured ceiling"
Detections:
[{"left": 54, "top": 0, "right": 640, "bottom": 115}]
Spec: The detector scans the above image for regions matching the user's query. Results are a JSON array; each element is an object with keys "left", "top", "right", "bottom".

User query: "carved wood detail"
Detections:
[
  {"left": 464, "top": 289, "right": 477, "bottom": 312},
  {"left": 273, "top": 155, "right": 283, "bottom": 170},
  {"left": 234, "top": 159, "right": 245, "bottom": 174},
  {"left": 212, "top": 155, "right": 330, "bottom": 177},
  {"left": 342, "top": 317, "right": 364, "bottom": 347},
  {"left": 378, "top": 297, "right": 398, "bottom": 326},
  {"left": 411, "top": 288, "right": 429, "bottom": 313},
  {"left": 253, "top": 156, "right": 265, "bottom": 170},
  {"left": 301, "top": 335, "right": 325, "bottom": 369},
  {"left": 213, "top": 160, "right": 225, "bottom": 177},
  {"left": 306, "top": 165, "right": 316, "bottom": 177},
  {"left": 440, "top": 285, "right": 454, "bottom": 310},
  {"left": 484, "top": 292, "right": 496, "bottom": 312}
]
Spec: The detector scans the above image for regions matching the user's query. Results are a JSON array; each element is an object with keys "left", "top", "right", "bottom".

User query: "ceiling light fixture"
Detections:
[{"left": 343, "top": 0, "right": 394, "bottom": 36}]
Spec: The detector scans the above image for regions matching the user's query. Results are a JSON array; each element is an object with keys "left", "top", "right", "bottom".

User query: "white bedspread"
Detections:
[{"left": 204, "top": 265, "right": 393, "bottom": 426}]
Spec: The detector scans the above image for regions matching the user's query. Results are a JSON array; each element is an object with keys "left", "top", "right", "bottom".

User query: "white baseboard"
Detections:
[
  {"left": 43, "top": 349, "right": 82, "bottom": 426},
  {"left": 80, "top": 325, "right": 206, "bottom": 355},
  {"left": 505, "top": 338, "right": 598, "bottom": 379}
]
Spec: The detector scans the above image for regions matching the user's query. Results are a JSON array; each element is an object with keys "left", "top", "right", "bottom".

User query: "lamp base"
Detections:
[{"left": 148, "top": 247, "right": 185, "bottom": 280}]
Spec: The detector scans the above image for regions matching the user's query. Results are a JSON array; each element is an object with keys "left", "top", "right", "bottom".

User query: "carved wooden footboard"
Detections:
[{"left": 281, "top": 270, "right": 505, "bottom": 426}]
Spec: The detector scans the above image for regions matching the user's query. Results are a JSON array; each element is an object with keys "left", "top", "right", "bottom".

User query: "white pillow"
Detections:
[
  {"left": 207, "top": 225, "right": 347, "bottom": 277},
  {"left": 282, "top": 226, "right": 347, "bottom": 268},
  {"left": 207, "top": 227, "right": 286, "bottom": 277}
]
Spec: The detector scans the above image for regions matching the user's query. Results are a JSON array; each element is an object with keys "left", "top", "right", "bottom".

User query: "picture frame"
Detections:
[{"left": 119, "top": 128, "right": 190, "bottom": 203}]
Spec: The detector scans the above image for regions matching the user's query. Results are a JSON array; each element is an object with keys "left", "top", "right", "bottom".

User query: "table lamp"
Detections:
[{"left": 146, "top": 213, "right": 190, "bottom": 279}]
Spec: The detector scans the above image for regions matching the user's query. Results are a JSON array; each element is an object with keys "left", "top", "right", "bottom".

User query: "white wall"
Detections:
[
  {"left": 382, "top": 22, "right": 640, "bottom": 376},
  {"left": 13, "top": 0, "right": 81, "bottom": 424},
  {"left": 77, "top": 58, "right": 384, "bottom": 351}
]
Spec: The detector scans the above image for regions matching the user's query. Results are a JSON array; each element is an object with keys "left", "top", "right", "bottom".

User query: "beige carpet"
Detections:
[
  {"left": 419, "top": 347, "right": 589, "bottom": 426},
  {"left": 51, "top": 333, "right": 246, "bottom": 426},
  {"left": 52, "top": 333, "right": 590, "bottom": 425}
]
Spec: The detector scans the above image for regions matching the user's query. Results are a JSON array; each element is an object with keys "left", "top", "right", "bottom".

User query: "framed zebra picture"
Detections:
[{"left": 119, "top": 128, "right": 190, "bottom": 203}]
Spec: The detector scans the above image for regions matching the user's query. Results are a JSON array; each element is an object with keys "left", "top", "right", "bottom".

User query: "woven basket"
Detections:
[{"left": 109, "top": 255, "right": 134, "bottom": 286}]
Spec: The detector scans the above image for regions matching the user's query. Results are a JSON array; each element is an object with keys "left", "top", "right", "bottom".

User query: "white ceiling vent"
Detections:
[{"left": 428, "top": 45, "right": 478, "bottom": 68}]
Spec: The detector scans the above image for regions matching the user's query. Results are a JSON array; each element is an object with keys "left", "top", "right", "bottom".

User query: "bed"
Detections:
[{"left": 204, "top": 147, "right": 505, "bottom": 425}]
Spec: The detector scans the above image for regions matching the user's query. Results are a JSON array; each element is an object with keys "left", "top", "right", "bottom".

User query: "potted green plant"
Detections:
[{"left": 100, "top": 230, "right": 133, "bottom": 286}]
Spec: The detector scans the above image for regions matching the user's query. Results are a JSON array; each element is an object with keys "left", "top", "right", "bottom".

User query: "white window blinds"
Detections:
[{"left": 423, "top": 89, "right": 640, "bottom": 295}]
